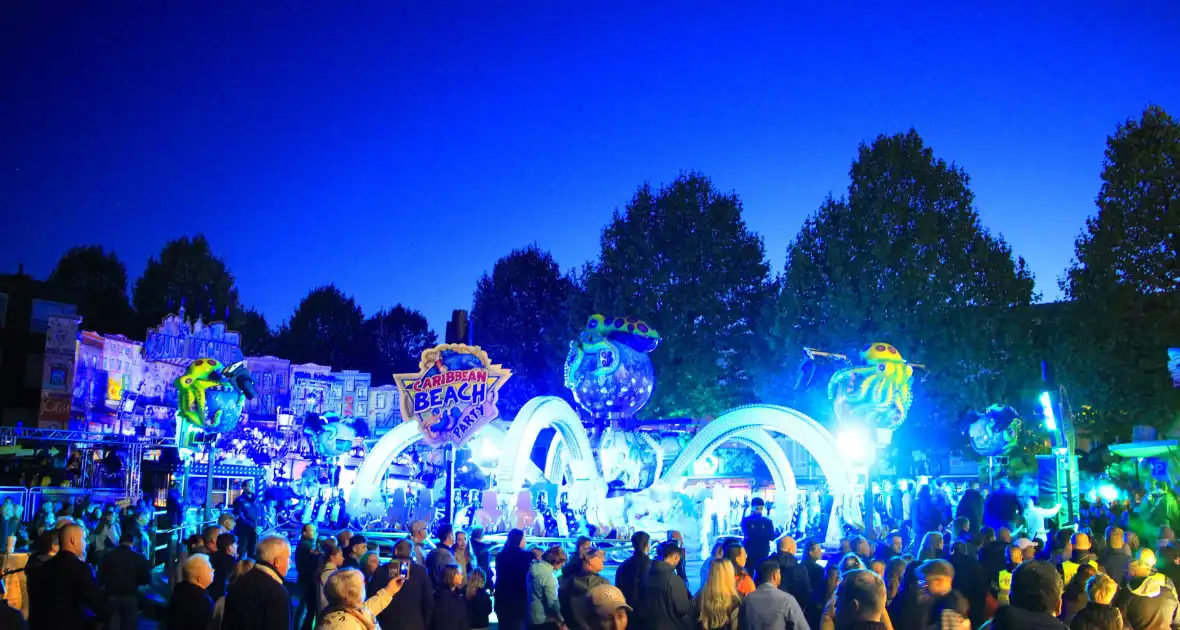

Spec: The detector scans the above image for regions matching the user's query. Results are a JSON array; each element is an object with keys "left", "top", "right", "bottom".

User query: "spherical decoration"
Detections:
[{"left": 566, "top": 337, "right": 656, "bottom": 420}]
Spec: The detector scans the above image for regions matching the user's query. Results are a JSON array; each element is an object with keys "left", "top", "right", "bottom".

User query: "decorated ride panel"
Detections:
[
  {"left": 828, "top": 342, "right": 914, "bottom": 431},
  {"left": 395, "top": 344, "right": 511, "bottom": 447},
  {"left": 174, "top": 358, "right": 256, "bottom": 448}
]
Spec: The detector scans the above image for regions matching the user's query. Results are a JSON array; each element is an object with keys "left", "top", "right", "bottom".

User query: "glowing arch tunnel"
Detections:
[{"left": 495, "top": 396, "right": 599, "bottom": 490}]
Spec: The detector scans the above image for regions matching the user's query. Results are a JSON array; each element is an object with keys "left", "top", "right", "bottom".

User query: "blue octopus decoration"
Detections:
[{"left": 564, "top": 315, "right": 660, "bottom": 420}]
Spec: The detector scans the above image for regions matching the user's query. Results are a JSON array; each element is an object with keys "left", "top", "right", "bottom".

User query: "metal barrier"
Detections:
[
  {"left": 27, "top": 486, "right": 130, "bottom": 517},
  {"left": 156, "top": 516, "right": 221, "bottom": 600}
]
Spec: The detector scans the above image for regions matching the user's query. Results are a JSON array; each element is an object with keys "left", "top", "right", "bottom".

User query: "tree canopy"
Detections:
[
  {"left": 471, "top": 245, "right": 583, "bottom": 418},
  {"left": 363, "top": 305, "right": 437, "bottom": 385},
  {"left": 46, "top": 245, "right": 136, "bottom": 335},
  {"left": 772, "top": 130, "right": 1038, "bottom": 450},
  {"left": 587, "top": 172, "right": 774, "bottom": 418},
  {"left": 132, "top": 235, "right": 241, "bottom": 330},
  {"left": 277, "top": 285, "right": 365, "bottom": 368},
  {"left": 1056, "top": 106, "right": 1180, "bottom": 439}
]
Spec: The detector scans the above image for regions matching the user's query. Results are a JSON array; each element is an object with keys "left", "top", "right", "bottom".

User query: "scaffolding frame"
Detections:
[{"left": 0, "top": 427, "right": 176, "bottom": 502}]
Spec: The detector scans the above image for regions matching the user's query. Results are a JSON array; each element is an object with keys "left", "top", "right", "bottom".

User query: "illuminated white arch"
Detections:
[
  {"left": 496, "top": 396, "right": 598, "bottom": 491},
  {"left": 347, "top": 420, "right": 506, "bottom": 515},
  {"left": 662, "top": 404, "right": 856, "bottom": 543}
]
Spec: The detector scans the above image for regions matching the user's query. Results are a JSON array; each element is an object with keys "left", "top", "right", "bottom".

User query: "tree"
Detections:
[
  {"left": 232, "top": 308, "right": 277, "bottom": 357},
  {"left": 277, "top": 285, "right": 365, "bottom": 369},
  {"left": 586, "top": 172, "right": 775, "bottom": 418},
  {"left": 772, "top": 130, "right": 1038, "bottom": 452},
  {"left": 1058, "top": 106, "right": 1180, "bottom": 438},
  {"left": 133, "top": 235, "right": 241, "bottom": 329},
  {"left": 471, "top": 245, "right": 583, "bottom": 418},
  {"left": 46, "top": 245, "right": 136, "bottom": 335},
  {"left": 363, "top": 305, "right": 437, "bottom": 385}
]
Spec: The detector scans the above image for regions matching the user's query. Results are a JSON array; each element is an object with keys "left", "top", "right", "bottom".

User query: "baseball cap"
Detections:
[
  {"left": 1014, "top": 538, "right": 1035, "bottom": 550},
  {"left": 587, "top": 584, "right": 632, "bottom": 617},
  {"left": 409, "top": 520, "right": 428, "bottom": 535}
]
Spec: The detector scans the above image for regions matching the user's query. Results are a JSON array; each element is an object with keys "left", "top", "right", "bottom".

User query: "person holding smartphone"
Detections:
[{"left": 371, "top": 539, "right": 436, "bottom": 630}]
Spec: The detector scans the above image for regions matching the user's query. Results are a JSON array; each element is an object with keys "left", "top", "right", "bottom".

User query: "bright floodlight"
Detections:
[
  {"left": 692, "top": 455, "right": 719, "bottom": 476},
  {"left": 837, "top": 427, "right": 871, "bottom": 463},
  {"left": 1098, "top": 483, "right": 1119, "bottom": 502},
  {"left": 476, "top": 438, "right": 500, "bottom": 462},
  {"left": 1040, "top": 391, "right": 1057, "bottom": 432}
]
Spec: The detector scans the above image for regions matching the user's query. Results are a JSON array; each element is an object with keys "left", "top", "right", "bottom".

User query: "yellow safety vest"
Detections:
[
  {"left": 998, "top": 570, "right": 1012, "bottom": 605},
  {"left": 1062, "top": 560, "right": 1079, "bottom": 584}
]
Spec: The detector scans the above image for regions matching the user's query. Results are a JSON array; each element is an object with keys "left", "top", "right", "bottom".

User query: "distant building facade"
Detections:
[
  {"left": 0, "top": 271, "right": 77, "bottom": 427},
  {"left": 245, "top": 355, "right": 291, "bottom": 425}
]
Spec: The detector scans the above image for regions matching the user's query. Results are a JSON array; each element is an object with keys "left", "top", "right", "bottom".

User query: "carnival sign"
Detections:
[{"left": 394, "top": 344, "right": 511, "bottom": 447}]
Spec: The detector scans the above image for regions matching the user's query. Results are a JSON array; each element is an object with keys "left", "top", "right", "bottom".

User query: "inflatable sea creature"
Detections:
[
  {"left": 175, "top": 358, "right": 256, "bottom": 447},
  {"left": 564, "top": 315, "right": 661, "bottom": 419},
  {"left": 968, "top": 405, "right": 1022, "bottom": 457},
  {"left": 828, "top": 342, "right": 914, "bottom": 430}
]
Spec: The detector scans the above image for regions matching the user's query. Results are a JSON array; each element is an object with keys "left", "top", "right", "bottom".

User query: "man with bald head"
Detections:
[
  {"left": 767, "top": 535, "right": 813, "bottom": 621},
  {"left": 28, "top": 523, "right": 110, "bottom": 630}
]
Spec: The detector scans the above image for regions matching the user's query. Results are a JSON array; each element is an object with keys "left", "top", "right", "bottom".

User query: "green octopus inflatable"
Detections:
[{"left": 174, "top": 358, "right": 256, "bottom": 448}]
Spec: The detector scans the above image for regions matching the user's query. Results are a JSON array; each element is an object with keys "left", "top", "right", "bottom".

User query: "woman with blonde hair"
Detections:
[
  {"left": 693, "top": 558, "right": 741, "bottom": 630},
  {"left": 318, "top": 567, "right": 405, "bottom": 629},
  {"left": 917, "top": 532, "right": 944, "bottom": 562},
  {"left": 466, "top": 568, "right": 493, "bottom": 630}
]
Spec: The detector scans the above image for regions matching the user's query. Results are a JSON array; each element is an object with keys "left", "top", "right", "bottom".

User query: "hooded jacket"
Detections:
[
  {"left": 1118, "top": 573, "right": 1180, "bottom": 630},
  {"left": 983, "top": 604, "right": 1068, "bottom": 630},
  {"left": 559, "top": 569, "right": 608, "bottom": 630}
]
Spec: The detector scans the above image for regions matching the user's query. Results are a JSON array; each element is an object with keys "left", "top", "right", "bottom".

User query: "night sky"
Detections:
[{"left": 3, "top": 2, "right": 1178, "bottom": 334}]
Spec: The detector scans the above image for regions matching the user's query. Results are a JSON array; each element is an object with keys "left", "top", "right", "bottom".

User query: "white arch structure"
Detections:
[{"left": 495, "top": 396, "right": 599, "bottom": 490}]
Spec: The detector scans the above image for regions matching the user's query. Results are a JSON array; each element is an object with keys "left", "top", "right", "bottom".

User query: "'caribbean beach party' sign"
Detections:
[{"left": 394, "top": 344, "right": 511, "bottom": 447}]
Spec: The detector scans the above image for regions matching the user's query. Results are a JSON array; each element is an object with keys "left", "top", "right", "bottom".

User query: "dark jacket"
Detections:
[
  {"left": 984, "top": 604, "right": 1068, "bottom": 630},
  {"left": 494, "top": 547, "right": 534, "bottom": 620},
  {"left": 801, "top": 558, "right": 826, "bottom": 630},
  {"left": 949, "top": 552, "right": 989, "bottom": 629},
  {"left": 1102, "top": 549, "right": 1133, "bottom": 586},
  {"left": 616, "top": 552, "right": 653, "bottom": 609},
  {"left": 27, "top": 549, "right": 110, "bottom": 630},
  {"left": 742, "top": 514, "right": 775, "bottom": 563},
  {"left": 209, "top": 550, "right": 239, "bottom": 600},
  {"left": 471, "top": 539, "right": 493, "bottom": 586},
  {"left": 97, "top": 544, "right": 151, "bottom": 596},
  {"left": 468, "top": 588, "right": 493, "bottom": 629},
  {"left": 560, "top": 570, "right": 609, "bottom": 630},
  {"left": 432, "top": 587, "right": 469, "bottom": 630},
  {"left": 1068, "top": 603, "right": 1123, "bottom": 630},
  {"left": 221, "top": 565, "right": 291, "bottom": 630},
  {"left": 0, "top": 600, "right": 27, "bottom": 630},
  {"left": 639, "top": 560, "right": 693, "bottom": 630},
  {"left": 1116, "top": 573, "right": 1180, "bottom": 630},
  {"left": 770, "top": 552, "right": 812, "bottom": 617},
  {"left": 169, "top": 581, "right": 215, "bottom": 630},
  {"left": 373, "top": 561, "right": 435, "bottom": 630},
  {"left": 295, "top": 538, "right": 318, "bottom": 584}
]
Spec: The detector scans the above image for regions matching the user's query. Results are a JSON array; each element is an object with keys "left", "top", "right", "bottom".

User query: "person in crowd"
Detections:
[
  {"left": 24, "top": 529, "right": 58, "bottom": 580},
  {"left": 912, "top": 485, "right": 943, "bottom": 548},
  {"left": 993, "top": 544, "right": 1024, "bottom": 606},
  {"left": 410, "top": 521, "right": 430, "bottom": 565},
  {"left": 561, "top": 547, "right": 609, "bottom": 630},
  {"left": 742, "top": 498, "right": 776, "bottom": 563},
  {"left": 1023, "top": 498, "right": 1062, "bottom": 542},
  {"left": 497, "top": 529, "right": 535, "bottom": 630},
  {"left": 639, "top": 541, "right": 692, "bottom": 630},
  {"left": 985, "top": 560, "right": 1067, "bottom": 630},
  {"left": 702, "top": 540, "right": 730, "bottom": 586},
  {"left": 669, "top": 531, "right": 690, "bottom": 585},
  {"left": 948, "top": 540, "right": 988, "bottom": 628},
  {"left": 361, "top": 551, "right": 381, "bottom": 582},
  {"left": 97, "top": 530, "right": 151, "bottom": 630},
  {"left": 956, "top": 489, "right": 985, "bottom": 535},
  {"left": 320, "top": 543, "right": 346, "bottom": 611},
  {"left": 726, "top": 543, "right": 756, "bottom": 596},
  {"left": 455, "top": 530, "right": 475, "bottom": 575},
  {"left": 233, "top": 480, "right": 262, "bottom": 560},
  {"left": 209, "top": 532, "right": 240, "bottom": 601},
  {"left": 433, "top": 564, "right": 470, "bottom": 630},
  {"left": 981, "top": 529, "right": 1014, "bottom": 590},
  {"left": 471, "top": 528, "right": 493, "bottom": 586},
  {"left": 851, "top": 537, "right": 873, "bottom": 564},
  {"left": 295, "top": 523, "right": 321, "bottom": 630},
  {"left": 566, "top": 537, "right": 594, "bottom": 577},
  {"left": 803, "top": 540, "right": 829, "bottom": 628},
  {"left": 1115, "top": 550, "right": 1180, "bottom": 630},
  {"left": 317, "top": 566, "right": 405, "bottom": 630},
  {"left": 1158, "top": 544, "right": 1180, "bottom": 587},
  {"left": 874, "top": 532, "right": 904, "bottom": 564},
  {"left": 27, "top": 523, "right": 109, "bottom": 630},
  {"left": 528, "top": 545, "right": 567, "bottom": 630},
  {"left": 468, "top": 568, "right": 493, "bottom": 630},
  {"left": 196, "top": 525, "right": 222, "bottom": 556},
  {"left": 338, "top": 530, "right": 354, "bottom": 551},
  {"left": 694, "top": 554, "right": 741, "bottom": 630},
  {"left": 0, "top": 592, "right": 27, "bottom": 630},
  {"left": 222, "top": 534, "right": 293, "bottom": 630},
  {"left": 916, "top": 532, "right": 944, "bottom": 562},
  {"left": 742, "top": 558, "right": 812, "bottom": 630},
  {"left": 585, "top": 584, "right": 632, "bottom": 630},
  {"left": 343, "top": 535, "right": 369, "bottom": 570},
  {"left": 370, "top": 539, "right": 436, "bottom": 630},
  {"left": 169, "top": 553, "right": 216, "bottom": 630},
  {"left": 219, "top": 512, "right": 237, "bottom": 533},
  {"left": 211, "top": 559, "right": 257, "bottom": 630},
  {"left": 1069, "top": 574, "right": 1122, "bottom": 630},
  {"left": 834, "top": 569, "right": 889, "bottom": 630},
  {"left": 1060, "top": 563, "right": 1098, "bottom": 625},
  {"left": 126, "top": 508, "right": 153, "bottom": 558},
  {"left": 889, "top": 559, "right": 961, "bottom": 630},
  {"left": 616, "top": 532, "right": 652, "bottom": 609},
  {"left": 428, "top": 525, "right": 459, "bottom": 589},
  {"left": 883, "top": 558, "right": 908, "bottom": 605},
  {"left": 770, "top": 536, "right": 813, "bottom": 613},
  {"left": 1101, "top": 528, "right": 1132, "bottom": 586}
]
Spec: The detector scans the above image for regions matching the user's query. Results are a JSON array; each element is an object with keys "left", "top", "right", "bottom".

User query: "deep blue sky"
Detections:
[{"left": 3, "top": 2, "right": 1178, "bottom": 335}]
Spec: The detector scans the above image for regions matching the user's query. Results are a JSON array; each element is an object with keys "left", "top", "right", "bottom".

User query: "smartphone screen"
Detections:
[{"left": 400, "top": 562, "right": 409, "bottom": 578}]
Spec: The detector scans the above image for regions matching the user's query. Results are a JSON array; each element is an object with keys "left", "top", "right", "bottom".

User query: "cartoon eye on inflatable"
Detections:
[{"left": 594, "top": 347, "right": 620, "bottom": 376}]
